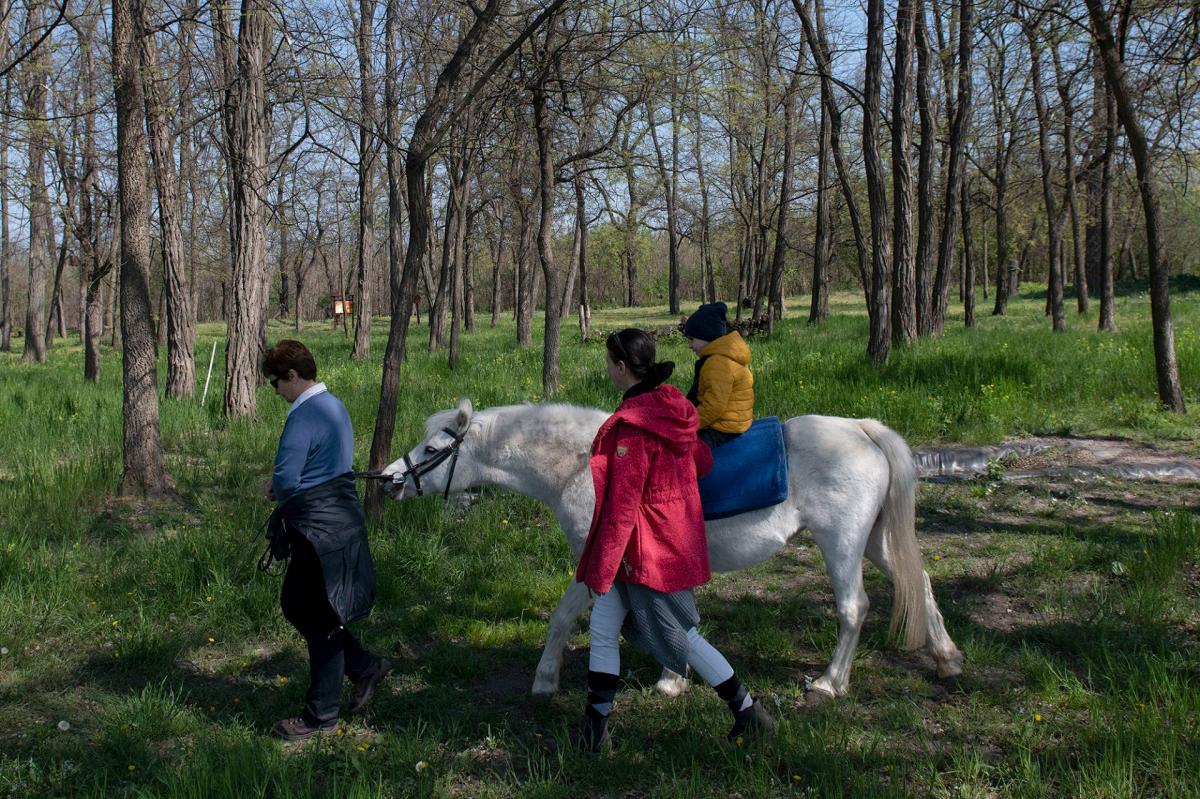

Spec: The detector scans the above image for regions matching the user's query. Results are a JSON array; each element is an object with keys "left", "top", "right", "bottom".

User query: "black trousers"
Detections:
[{"left": 280, "top": 537, "right": 375, "bottom": 724}]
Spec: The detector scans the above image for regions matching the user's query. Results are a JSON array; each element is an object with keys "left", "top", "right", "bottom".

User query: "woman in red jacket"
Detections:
[{"left": 574, "top": 328, "right": 776, "bottom": 752}]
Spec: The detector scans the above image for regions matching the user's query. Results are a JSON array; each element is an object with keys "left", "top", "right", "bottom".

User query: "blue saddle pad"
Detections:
[{"left": 698, "top": 417, "right": 789, "bottom": 521}]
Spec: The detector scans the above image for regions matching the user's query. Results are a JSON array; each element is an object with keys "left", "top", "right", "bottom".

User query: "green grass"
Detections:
[{"left": 0, "top": 287, "right": 1198, "bottom": 797}]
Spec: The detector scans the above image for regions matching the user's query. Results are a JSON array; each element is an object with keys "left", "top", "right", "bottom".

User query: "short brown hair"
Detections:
[{"left": 263, "top": 340, "right": 317, "bottom": 380}]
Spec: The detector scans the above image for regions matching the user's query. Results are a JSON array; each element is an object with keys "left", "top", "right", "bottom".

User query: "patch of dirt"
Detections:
[{"left": 1002, "top": 436, "right": 1199, "bottom": 471}]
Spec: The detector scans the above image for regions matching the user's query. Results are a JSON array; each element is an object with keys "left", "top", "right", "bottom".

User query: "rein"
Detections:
[{"left": 353, "top": 426, "right": 466, "bottom": 502}]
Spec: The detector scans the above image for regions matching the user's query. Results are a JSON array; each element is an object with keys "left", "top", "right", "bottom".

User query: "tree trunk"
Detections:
[
  {"left": 928, "top": 0, "right": 973, "bottom": 337},
  {"left": 809, "top": 82, "right": 832, "bottom": 324},
  {"left": 890, "top": 0, "right": 917, "bottom": 345},
  {"left": 45, "top": 220, "right": 70, "bottom": 348},
  {"left": 1027, "top": 24, "right": 1065, "bottom": 333},
  {"left": 463, "top": 207, "right": 476, "bottom": 333},
  {"left": 489, "top": 207, "right": 504, "bottom": 327},
  {"left": 21, "top": 0, "right": 52, "bottom": 363},
  {"left": 0, "top": 7, "right": 9, "bottom": 352},
  {"left": 1052, "top": 45, "right": 1087, "bottom": 315},
  {"left": 767, "top": 73, "right": 800, "bottom": 330},
  {"left": 143, "top": 18, "right": 195, "bottom": 398},
  {"left": 961, "top": 177, "right": 975, "bottom": 327},
  {"left": 691, "top": 98, "right": 715, "bottom": 303},
  {"left": 533, "top": 58, "right": 562, "bottom": 395},
  {"left": 351, "top": 0, "right": 378, "bottom": 360},
  {"left": 915, "top": 7, "right": 936, "bottom": 328},
  {"left": 113, "top": 0, "right": 172, "bottom": 496},
  {"left": 1098, "top": 83, "right": 1116, "bottom": 331},
  {"left": 863, "top": 0, "right": 891, "bottom": 364},
  {"left": 574, "top": 176, "right": 592, "bottom": 340},
  {"left": 1084, "top": 0, "right": 1184, "bottom": 411},
  {"left": 214, "top": 0, "right": 272, "bottom": 417}
]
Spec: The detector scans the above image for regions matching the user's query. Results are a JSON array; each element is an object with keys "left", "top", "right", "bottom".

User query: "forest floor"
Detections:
[{"left": 0, "top": 287, "right": 1197, "bottom": 797}]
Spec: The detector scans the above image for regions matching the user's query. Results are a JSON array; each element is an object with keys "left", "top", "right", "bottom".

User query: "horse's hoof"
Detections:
[
  {"left": 802, "top": 682, "right": 837, "bottom": 707},
  {"left": 935, "top": 652, "right": 965, "bottom": 681},
  {"left": 654, "top": 676, "right": 689, "bottom": 697}
]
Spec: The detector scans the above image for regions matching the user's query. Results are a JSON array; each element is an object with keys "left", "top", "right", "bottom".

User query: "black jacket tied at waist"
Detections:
[{"left": 266, "top": 473, "right": 376, "bottom": 626}]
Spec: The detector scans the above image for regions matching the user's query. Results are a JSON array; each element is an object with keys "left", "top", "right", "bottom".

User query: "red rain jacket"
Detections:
[{"left": 575, "top": 384, "right": 714, "bottom": 594}]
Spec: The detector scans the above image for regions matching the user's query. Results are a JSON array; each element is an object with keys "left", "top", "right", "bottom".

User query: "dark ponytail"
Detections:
[{"left": 606, "top": 328, "right": 675, "bottom": 389}]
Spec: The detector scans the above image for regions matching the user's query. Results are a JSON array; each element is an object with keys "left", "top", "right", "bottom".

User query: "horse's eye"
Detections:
[{"left": 424, "top": 446, "right": 437, "bottom": 455}]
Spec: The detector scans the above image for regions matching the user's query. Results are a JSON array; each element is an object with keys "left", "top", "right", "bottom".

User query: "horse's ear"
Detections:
[{"left": 455, "top": 398, "right": 474, "bottom": 432}]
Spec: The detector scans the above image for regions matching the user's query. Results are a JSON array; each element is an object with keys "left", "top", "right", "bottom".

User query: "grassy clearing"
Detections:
[{"left": 0, "top": 287, "right": 1197, "bottom": 797}]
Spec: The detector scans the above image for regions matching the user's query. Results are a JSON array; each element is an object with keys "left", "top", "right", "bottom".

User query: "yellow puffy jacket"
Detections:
[{"left": 693, "top": 332, "right": 754, "bottom": 434}]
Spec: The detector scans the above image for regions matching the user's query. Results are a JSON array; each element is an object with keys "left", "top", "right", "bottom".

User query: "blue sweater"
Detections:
[{"left": 272, "top": 390, "right": 355, "bottom": 505}]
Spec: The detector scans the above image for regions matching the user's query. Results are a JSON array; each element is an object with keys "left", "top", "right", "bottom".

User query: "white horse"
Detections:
[{"left": 383, "top": 399, "right": 963, "bottom": 701}]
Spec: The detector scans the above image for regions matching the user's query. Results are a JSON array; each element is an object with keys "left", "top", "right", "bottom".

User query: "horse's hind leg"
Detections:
[
  {"left": 864, "top": 534, "right": 964, "bottom": 680},
  {"left": 808, "top": 523, "right": 873, "bottom": 699},
  {"left": 532, "top": 580, "right": 593, "bottom": 697}
]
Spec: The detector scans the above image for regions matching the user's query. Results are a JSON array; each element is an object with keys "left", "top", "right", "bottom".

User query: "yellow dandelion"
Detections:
[
  {"left": 205, "top": 596, "right": 213, "bottom": 603},
  {"left": 415, "top": 760, "right": 429, "bottom": 773},
  {"left": 932, "top": 554, "right": 942, "bottom": 561},
  {"left": 278, "top": 676, "right": 288, "bottom": 686},
  {"left": 336, "top": 727, "right": 343, "bottom": 736},
  {"left": 209, "top": 706, "right": 216, "bottom": 712},
  {"left": 207, "top": 637, "right": 215, "bottom": 643},
  {"left": 355, "top": 744, "right": 366, "bottom": 752},
  {"left": 233, "top": 698, "right": 241, "bottom": 705},
  {"left": 735, "top": 735, "right": 745, "bottom": 746},
  {"left": 792, "top": 775, "right": 802, "bottom": 782},
  {"left": 111, "top": 620, "right": 119, "bottom": 627},
  {"left": 127, "top": 764, "right": 137, "bottom": 772},
  {"left": 126, "top": 592, "right": 133, "bottom": 597},
  {"left": 1033, "top": 713, "right": 1042, "bottom": 722},
  {"left": 500, "top": 519, "right": 509, "bottom": 525}
]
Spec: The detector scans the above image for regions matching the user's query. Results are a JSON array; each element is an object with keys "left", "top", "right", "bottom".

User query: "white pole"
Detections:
[{"left": 200, "top": 340, "right": 218, "bottom": 406}]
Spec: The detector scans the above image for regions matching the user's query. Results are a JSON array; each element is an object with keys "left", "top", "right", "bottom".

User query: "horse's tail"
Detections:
[{"left": 858, "top": 419, "right": 928, "bottom": 651}]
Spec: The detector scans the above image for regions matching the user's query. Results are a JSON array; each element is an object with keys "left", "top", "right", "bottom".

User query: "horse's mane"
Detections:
[{"left": 424, "top": 402, "right": 609, "bottom": 454}]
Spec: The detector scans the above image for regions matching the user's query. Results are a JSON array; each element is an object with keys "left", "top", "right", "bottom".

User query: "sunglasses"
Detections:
[{"left": 607, "top": 332, "right": 630, "bottom": 365}]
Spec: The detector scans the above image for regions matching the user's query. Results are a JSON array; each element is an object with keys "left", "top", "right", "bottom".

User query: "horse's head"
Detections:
[{"left": 382, "top": 398, "right": 477, "bottom": 500}]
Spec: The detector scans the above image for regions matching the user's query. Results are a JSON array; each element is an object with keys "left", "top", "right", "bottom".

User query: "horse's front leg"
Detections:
[{"left": 532, "top": 580, "right": 593, "bottom": 697}]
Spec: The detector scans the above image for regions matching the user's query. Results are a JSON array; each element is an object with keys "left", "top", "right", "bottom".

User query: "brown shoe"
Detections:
[
  {"left": 349, "top": 656, "right": 394, "bottom": 714},
  {"left": 271, "top": 716, "right": 338, "bottom": 741}
]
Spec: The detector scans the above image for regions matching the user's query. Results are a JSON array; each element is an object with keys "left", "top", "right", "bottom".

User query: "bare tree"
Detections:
[
  {"left": 21, "top": 0, "right": 53, "bottom": 363},
  {"left": 366, "top": 0, "right": 569, "bottom": 517},
  {"left": 213, "top": 0, "right": 272, "bottom": 416},
  {"left": 863, "top": 0, "right": 890, "bottom": 364},
  {"left": 0, "top": 1, "right": 9, "bottom": 352},
  {"left": 927, "top": 0, "right": 973, "bottom": 337},
  {"left": 914, "top": 5, "right": 936, "bottom": 328},
  {"left": 1051, "top": 43, "right": 1086, "bottom": 314},
  {"left": 113, "top": 0, "right": 172, "bottom": 496},
  {"left": 1025, "top": 15, "right": 1065, "bottom": 333},
  {"left": 143, "top": 10, "right": 195, "bottom": 397},
  {"left": 891, "top": 0, "right": 918, "bottom": 345},
  {"left": 351, "top": 0, "right": 378, "bottom": 360},
  {"left": 1084, "top": 0, "right": 1185, "bottom": 412}
]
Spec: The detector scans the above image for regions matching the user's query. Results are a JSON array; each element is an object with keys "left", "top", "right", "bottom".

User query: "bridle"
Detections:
[
  {"left": 395, "top": 426, "right": 467, "bottom": 501},
  {"left": 353, "top": 426, "right": 467, "bottom": 501}
]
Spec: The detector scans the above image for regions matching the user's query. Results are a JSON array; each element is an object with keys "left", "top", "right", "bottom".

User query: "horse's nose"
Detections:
[{"left": 382, "top": 474, "right": 406, "bottom": 499}]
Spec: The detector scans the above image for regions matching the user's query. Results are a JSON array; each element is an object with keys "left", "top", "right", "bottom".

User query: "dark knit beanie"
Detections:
[{"left": 683, "top": 302, "right": 728, "bottom": 342}]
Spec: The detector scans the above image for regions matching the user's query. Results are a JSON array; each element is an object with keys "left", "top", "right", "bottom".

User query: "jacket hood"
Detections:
[
  {"left": 610, "top": 384, "right": 699, "bottom": 452},
  {"left": 700, "top": 331, "right": 751, "bottom": 366}
]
